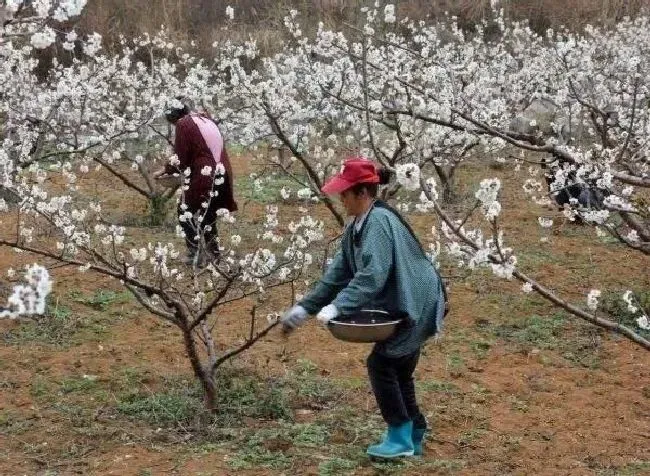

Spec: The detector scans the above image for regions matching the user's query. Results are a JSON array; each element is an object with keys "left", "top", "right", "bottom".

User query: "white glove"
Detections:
[
  {"left": 281, "top": 305, "right": 308, "bottom": 329},
  {"left": 316, "top": 304, "right": 339, "bottom": 325}
]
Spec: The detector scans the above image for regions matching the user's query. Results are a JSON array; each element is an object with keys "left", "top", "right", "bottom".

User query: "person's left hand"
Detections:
[{"left": 316, "top": 304, "right": 338, "bottom": 325}]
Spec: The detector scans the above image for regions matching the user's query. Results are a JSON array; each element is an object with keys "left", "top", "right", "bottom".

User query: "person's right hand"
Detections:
[{"left": 281, "top": 305, "right": 308, "bottom": 331}]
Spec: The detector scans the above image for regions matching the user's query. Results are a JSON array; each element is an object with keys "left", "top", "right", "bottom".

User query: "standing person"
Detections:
[
  {"left": 154, "top": 101, "right": 237, "bottom": 264},
  {"left": 281, "top": 157, "right": 448, "bottom": 459}
]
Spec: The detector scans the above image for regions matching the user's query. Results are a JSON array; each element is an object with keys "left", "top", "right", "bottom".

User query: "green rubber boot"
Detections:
[
  {"left": 413, "top": 427, "right": 427, "bottom": 456},
  {"left": 367, "top": 421, "right": 414, "bottom": 459}
]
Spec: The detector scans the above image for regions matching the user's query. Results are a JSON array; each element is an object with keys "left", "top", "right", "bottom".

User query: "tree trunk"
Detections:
[
  {"left": 0, "top": 186, "right": 20, "bottom": 206},
  {"left": 181, "top": 327, "right": 218, "bottom": 411},
  {"left": 433, "top": 164, "right": 456, "bottom": 203}
]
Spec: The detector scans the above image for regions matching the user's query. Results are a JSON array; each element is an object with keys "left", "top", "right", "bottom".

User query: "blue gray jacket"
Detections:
[{"left": 300, "top": 201, "right": 447, "bottom": 357}]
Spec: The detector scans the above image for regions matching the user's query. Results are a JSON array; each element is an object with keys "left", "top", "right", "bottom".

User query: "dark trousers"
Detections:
[
  {"left": 178, "top": 200, "right": 219, "bottom": 255},
  {"left": 179, "top": 174, "right": 235, "bottom": 255},
  {"left": 367, "top": 349, "right": 426, "bottom": 429}
]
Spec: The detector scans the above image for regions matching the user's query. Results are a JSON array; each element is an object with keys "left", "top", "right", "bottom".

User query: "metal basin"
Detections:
[{"left": 327, "top": 310, "right": 402, "bottom": 343}]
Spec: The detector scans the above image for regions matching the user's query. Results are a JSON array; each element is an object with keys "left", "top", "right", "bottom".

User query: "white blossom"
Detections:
[
  {"left": 200, "top": 165, "right": 213, "bottom": 176},
  {"left": 538, "top": 217, "right": 553, "bottom": 228},
  {"left": 384, "top": 4, "right": 396, "bottom": 23},
  {"left": 31, "top": 27, "right": 56, "bottom": 49},
  {"left": 637, "top": 315, "right": 650, "bottom": 331},
  {"left": 587, "top": 289, "right": 601, "bottom": 311},
  {"left": 1, "top": 265, "right": 52, "bottom": 320},
  {"left": 396, "top": 163, "right": 420, "bottom": 191}
]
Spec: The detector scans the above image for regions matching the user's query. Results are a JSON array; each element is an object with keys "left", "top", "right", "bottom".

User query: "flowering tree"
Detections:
[
  {"left": 1, "top": 3, "right": 648, "bottom": 421},
  {"left": 1, "top": 16, "right": 232, "bottom": 224},
  {"left": 0, "top": 2, "right": 329, "bottom": 409},
  {"left": 214, "top": 4, "right": 649, "bottom": 348}
]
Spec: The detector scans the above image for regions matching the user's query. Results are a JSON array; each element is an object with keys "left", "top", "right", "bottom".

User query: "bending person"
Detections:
[{"left": 155, "top": 101, "right": 237, "bottom": 264}]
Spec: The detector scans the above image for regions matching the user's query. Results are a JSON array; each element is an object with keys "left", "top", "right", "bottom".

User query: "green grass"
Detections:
[
  {"left": 0, "top": 410, "right": 33, "bottom": 435},
  {"left": 59, "top": 375, "right": 100, "bottom": 395},
  {"left": 492, "top": 313, "right": 566, "bottom": 350},
  {"left": 470, "top": 337, "right": 494, "bottom": 359},
  {"left": 69, "top": 289, "right": 131, "bottom": 312},
  {"left": 292, "top": 359, "right": 341, "bottom": 407},
  {"left": 1, "top": 291, "right": 129, "bottom": 347},
  {"left": 117, "top": 385, "right": 204, "bottom": 426},
  {"left": 116, "top": 369, "right": 293, "bottom": 429},
  {"left": 417, "top": 379, "right": 460, "bottom": 394},
  {"left": 488, "top": 312, "right": 604, "bottom": 368},
  {"left": 591, "top": 459, "right": 650, "bottom": 475},
  {"left": 606, "top": 461, "right": 650, "bottom": 476},
  {"left": 516, "top": 248, "right": 566, "bottom": 268},
  {"left": 30, "top": 376, "right": 53, "bottom": 400},
  {"left": 446, "top": 352, "right": 466, "bottom": 377},
  {"left": 2, "top": 298, "right": 76, "bottom": 346},
  {"left": 226, "top": 431, "right": 293, "bottom": 470},
  {"left": 235, "top": 172, "right": 310, "bottom": 204},
  {"left": 600, "top": 288, "right": 650, "bottom": 340},
  {"left": 318, "top": 457, "right": 357, "bottom": 476},
  {"left": 458, "top": 428, "right": 488, "bottom": 447},
  {"left": 508, "top": 395, "right": 530, "bottom": 413}
]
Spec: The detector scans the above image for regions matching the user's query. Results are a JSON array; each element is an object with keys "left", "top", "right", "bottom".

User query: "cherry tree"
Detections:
[
  {"left": 2, "top": 3, "right": 648, "bottom": 420},
  {"left": 2, "top": 20, "right": 230, "bottom": 224},
  {"left": 215, "top": 4, "right": 649, "bottom": 348},
  {"left": 0, "top": 2, "right": 329, "bottom": 409}
]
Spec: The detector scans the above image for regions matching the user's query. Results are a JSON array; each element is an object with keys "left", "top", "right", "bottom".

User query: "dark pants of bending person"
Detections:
[
  {"left": 178, "top": 200, "right": 219, "bottom": 255},
  {"left": 179, "top": 175, "right": 234, "bottom": 256},
  {"left": 367, "top": 349, "right": 427, "bottom": 429}
]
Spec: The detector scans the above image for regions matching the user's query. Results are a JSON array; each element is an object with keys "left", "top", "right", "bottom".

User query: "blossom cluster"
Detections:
[{"left": 1, "top": 265, "right": 52, "bottom": 319}]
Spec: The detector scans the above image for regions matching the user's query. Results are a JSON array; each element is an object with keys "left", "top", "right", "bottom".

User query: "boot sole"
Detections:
[{"left": 367, "top": 450, "right": 415, "bottom": 459}]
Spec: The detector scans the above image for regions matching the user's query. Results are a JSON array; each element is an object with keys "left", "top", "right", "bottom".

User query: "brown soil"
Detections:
[{"left": 0, "top": 156, "right": 648, "bottom": 475}]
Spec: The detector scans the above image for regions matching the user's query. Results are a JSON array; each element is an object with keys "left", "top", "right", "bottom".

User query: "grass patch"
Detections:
[
  {"left": 418, "top": 379, "right": 460, "bottom": 394},
  {"left": 116, "top": 369, "right": 293, "bottom": 429},
  {"left": 611, "top": 460, "right": 650, "bottom": 476},
  {"left": 318, "top": 457, "right": 357, "bottom": 476},
  {"left": 492, "top": 314, "right": 566, "bottom": 350},
  {"left": 30, "top": 376, "right": 53, "bottom": 400},
  {"left": 69, "top": 288, "right": 131, "bottom": 312},
  {"left": 292, "top": 359, "right": 342, "bottom": 408},
  {"left": 236, "top": 172, "right": 309, "bottom": 204},
  {"left": 422, "top": 459, "right": 466, "bottom": 472},
  {"left": 226, "top": 429, "right": 293, "bottom": 470},
  {"left": 489, "top": 312, "right": 604, "bottom": 368},
  {"left": 117, "top": 384, "right": 203, "bottom": 426},
  {"left": 517, "top": 248, "right": 566, "bottom": 268},
  {"left": 470, "top": 338, "right": 493, "bottom": 359},
  {"left": 593, "top": 459, "right": 650, "bottom": 475},
  {"left": 600, "top": 289, "right": 650, "bottom": 340},
  {"left": 366, "top": 456, "right": 465, "bottom": 475},
  {"left": 446, "top": 352, "right": 466, "bottom": 377},
  {"left": 0, "top": 410, "right": 33, "bottom": 435},
  {"left": 216, "top": 373, "right": 292, "bottom": 421},
  {"left": 2, "top": 298, "right": 77, "bottom": 346},
  {"left": 1, "top": 290, "right": 126, "bottom": 347},
  {"left": 458, "top": 428, "right": 488, "bottom": 447},
  {"left": 59, "top": 375, "right": 100, "bottom": 395},
  {"left": 225, "top": 422, "right": 330, "bottom": 470}
]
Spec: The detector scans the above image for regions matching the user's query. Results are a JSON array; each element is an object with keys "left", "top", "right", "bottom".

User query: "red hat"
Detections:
[{"left": 321, "top": 157, "right": 380, "bottom": 195}]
